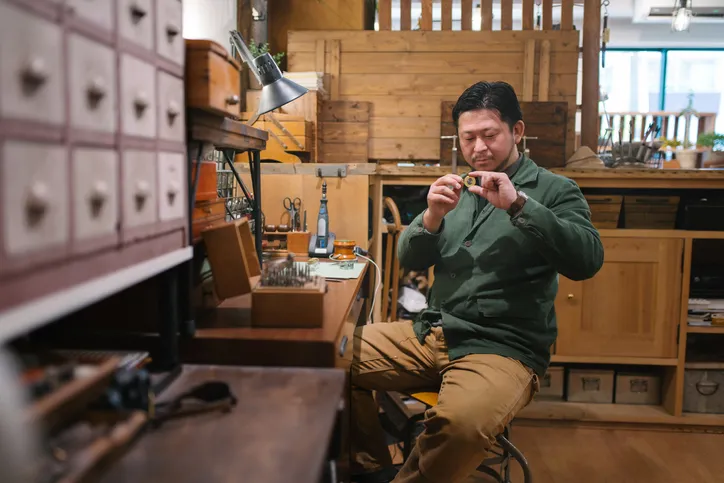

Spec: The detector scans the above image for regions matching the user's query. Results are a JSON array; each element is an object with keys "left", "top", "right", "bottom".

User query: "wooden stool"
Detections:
[
  {"left": 380, "top": 197, "right": 402, "bottom": 322},
  {"left": 377, "top": 391, "right": 533, "bottom": 483}
]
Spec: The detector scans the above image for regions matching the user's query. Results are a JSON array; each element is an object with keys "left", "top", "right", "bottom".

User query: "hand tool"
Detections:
[{"left": 282, "top": 196, "right": 301, "bottom": 231}]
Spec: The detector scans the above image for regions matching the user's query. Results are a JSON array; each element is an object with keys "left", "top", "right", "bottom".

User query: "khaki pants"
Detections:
[{"left": 350, "top": 321, "right": 539, "bottom": 483}]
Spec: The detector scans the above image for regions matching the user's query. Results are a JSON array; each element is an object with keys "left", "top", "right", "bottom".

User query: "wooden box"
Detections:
[
  {"left": 614, "top": 372, "right": 661, "bottom": 405},
  {"left": 536, "top": 366, "right": 564, "bottom": 400},
  {"left": 251, "top": 278, "right": 326, "bottom": 328},
  {"left": 192, "top": 198, "right": 226, "bottom": 242},
  {"left": 185, "top": 39, "right": 241, "bottom": 118},
  {"left": 585, "top": 195, "right": 622, "bottom": 229},
  {"left": 201, "top": 218, "right": 261, "bottom": 299},
  {"left": 566, "top": 369, "right": 614, "bottom": 404},
  {"left": 624, "top": 195, "right": 680, "bottom": 229}
]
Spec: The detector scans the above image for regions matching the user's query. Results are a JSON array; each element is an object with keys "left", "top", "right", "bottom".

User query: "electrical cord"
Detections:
[
  {"left": 325, "top": 246, "right": 382, "bottom": 323},
  {"left": 353, "top": 247, "right": 382, "bottom": 324}
]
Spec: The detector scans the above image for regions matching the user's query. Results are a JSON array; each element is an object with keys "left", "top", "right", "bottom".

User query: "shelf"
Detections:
[
  {"left": 0, "top": 247, "right": 193, "bottom": 344},
  {"left": 687, "top": 326, "right": 724, "bottom": 334},
  {"left": 550, "top": 355, "right": 678, "bottom": 366},
  {"left": 685, "top": 362, "right": 724, "bottom": 370},
  {"left": 598, "top": 229, "right": 724, "bottom": 239},
  {"left": 517, "top": 400, "right": 724, "bottom": 427}
]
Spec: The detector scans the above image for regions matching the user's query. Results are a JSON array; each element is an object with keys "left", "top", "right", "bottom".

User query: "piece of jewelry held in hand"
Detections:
[{"left": 463, "top": 175, "right": 480, "bottom": 189}]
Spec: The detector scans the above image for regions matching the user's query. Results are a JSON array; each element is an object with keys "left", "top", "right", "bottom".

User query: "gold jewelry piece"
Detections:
[{"left": 463, "top": 175, "right": 478, "bottom": 188}]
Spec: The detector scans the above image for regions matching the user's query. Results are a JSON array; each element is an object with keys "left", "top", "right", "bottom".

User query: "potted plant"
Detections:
[
  {"left": 676, "top": 93, "right": 699, "bottom": 168},
  {"left": 697, "top": 131, "right": 724, "bottom": 165},
  {"left": 247, "top": 40, "right": 286, "bottom": 90}
]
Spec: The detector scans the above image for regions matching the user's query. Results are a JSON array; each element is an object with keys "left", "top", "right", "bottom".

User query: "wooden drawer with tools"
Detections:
[{"left": 185, "top": 39, "right": 241, "bottom": 118}]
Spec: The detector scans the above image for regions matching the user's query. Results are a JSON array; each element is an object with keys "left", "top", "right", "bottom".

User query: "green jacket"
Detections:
[{"left": 397, "top": 154, "right": 604, "bottom": 377}]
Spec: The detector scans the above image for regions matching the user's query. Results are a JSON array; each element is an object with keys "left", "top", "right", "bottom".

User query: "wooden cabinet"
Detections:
[{"left": 555, "top": 237, "right": 683, "bottom": 359}]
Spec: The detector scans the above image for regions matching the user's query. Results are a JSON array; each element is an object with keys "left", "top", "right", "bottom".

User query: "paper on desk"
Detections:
[{"left": 295, "top": 261, "right": 365, "bottom": 280}]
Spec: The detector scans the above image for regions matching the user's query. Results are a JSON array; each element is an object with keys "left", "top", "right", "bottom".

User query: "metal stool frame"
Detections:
[{"left": 377, "top": 391, "right": 532, "bottom": 483}]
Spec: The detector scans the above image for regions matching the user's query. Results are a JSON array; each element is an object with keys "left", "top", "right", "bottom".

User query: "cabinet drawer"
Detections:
[
  {"left": 2, "top": 141, "right": 69, "bottom": 257},
  {"left": 68, "top": 33, "right": 117, "bottom": 134},
  {"left": 158, "top": 152, "right": 186, "bottom": 222},
  {"left": 193, "top": 199, "right": 226, "bottom": 221},
  {"left": 120, "top": 54, "right": 156, "bottom": 138},
  {"left": 192, "top": 215, "right": 226, "bottom": 241},
  {"left": 72, "top": 148, "right": 119, "bottom": 242},
  {"left": 157, "top": 71, "right": 185, "bottom": 142},
  {"left": 0, "top": 3, "right": 64, "bottom": 125},
  {"left": 122, "top": 150, "right": 157, "bottom": 229},
  {"left": 185, "top": 40, "right": 241, "bottom": 118},
  {"left": 117, "top": 0, "right": 154, "bottom": 51},
  {"left": 66, "top": 0, "right": 114, "bottom": 32},
  {"left": 567, "top": 369, "right": 614, "bottom": 404},
  {"left": 156, "top": 0, "right": 184, "bottom": 66}
]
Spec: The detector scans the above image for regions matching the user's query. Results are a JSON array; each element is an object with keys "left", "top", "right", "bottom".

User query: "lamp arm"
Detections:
[{"left": 229, "top": 30, "right": 262, "bottom": 83}]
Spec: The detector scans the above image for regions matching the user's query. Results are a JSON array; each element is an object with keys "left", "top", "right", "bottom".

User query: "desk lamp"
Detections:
[{"left": 229, "top": 30, "right": 308, "bottom": 124}]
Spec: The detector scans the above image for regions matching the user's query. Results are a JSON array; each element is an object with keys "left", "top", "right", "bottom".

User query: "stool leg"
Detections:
[{"left": 496, "top": 434, "right": 532, "bottom": 483}]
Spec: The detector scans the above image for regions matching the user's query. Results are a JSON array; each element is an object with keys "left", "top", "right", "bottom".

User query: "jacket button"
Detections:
[
  {"left": 450, "top": 273, "right": 456, "bottom": 279},
  {"left": 464, "top": 240, "right": 472, "bottom": 247}
]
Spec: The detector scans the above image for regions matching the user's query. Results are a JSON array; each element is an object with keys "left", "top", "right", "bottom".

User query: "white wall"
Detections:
[
  {"left": 607, "top": 18, "right": 724, "bottom": 48},
  {"left": 183, "top": 0, "right": 237, "bottom": 50}
]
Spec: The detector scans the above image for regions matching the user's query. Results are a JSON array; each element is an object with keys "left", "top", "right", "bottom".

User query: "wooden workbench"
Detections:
[
  {"left": 182, "top": 262, "right": 368, "bottom": 368},
  {"left": 97, "top": 365, "right": 345, "bottom": 483}
]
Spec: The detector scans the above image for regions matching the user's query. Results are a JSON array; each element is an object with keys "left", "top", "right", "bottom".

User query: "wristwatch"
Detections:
[{"left": 507, "top": 190, "right": 529, "bottom": 218}]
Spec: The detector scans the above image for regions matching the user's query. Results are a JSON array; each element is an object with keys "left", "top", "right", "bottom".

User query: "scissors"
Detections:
[{"left": 282, "top": 197, "right": 301, "bottom": 231}]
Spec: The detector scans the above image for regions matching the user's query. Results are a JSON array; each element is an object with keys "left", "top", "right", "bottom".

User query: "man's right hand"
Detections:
[{"left": 423, "top": 174, "right": 463, "bottom": 233}]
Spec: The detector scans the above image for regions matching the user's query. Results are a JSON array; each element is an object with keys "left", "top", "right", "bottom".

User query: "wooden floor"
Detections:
[
  {"left": 392, "top": 426, "right": 724, "bottom": 483},
  {"left": 472, "top": 426, "right": 724, "bottom": 483}
]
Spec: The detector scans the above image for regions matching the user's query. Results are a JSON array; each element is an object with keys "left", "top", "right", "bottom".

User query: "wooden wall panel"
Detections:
[
  {"left": 400, "top": 0, "right": 412, "bottom": 30},
  {"left": 238, "top": 169, "right": 370, "bottom": 250},
  {"left": 481, "top": 0, "right": 493, "bottom": 31},
  {"left": 318, "top": 101, "right": 371, "bottom": 163},
  {"left": 461, "top": 0, "right": 473, "bottom": 31},
  {"left": 288, "top": 30, "right": 579, "bottom": 162}
]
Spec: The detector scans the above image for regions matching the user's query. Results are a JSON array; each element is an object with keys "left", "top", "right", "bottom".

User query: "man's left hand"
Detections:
[{"left": 467, "top": 172, "right": 517, "bottom": 211}]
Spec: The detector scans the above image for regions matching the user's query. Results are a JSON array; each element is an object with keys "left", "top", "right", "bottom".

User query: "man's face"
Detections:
[{"left": 457, "top": 108, "right": 524, "bottom": 172}]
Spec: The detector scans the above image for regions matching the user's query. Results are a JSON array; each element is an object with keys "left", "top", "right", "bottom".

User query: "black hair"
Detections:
[{"left": 452, "top": 81, "right": 523, "bottom": 131}]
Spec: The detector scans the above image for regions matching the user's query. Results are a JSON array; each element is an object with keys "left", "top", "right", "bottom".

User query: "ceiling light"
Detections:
[{"left": 672, "top": 0, "right": 693, "bottom": 32}]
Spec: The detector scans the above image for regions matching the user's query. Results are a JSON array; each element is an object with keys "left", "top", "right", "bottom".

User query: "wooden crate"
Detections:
[
  {"left": 624, "top": 195, "right": 679, "bottom": 229},
  {"left": 585, "top": 195, "right": 622, "bottom": 229}
]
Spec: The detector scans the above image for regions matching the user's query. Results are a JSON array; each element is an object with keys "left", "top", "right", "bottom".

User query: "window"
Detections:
[
  {"left": 599, "top": 51, "right": 663, "bottom": 113},
  {"left": 664, "top": 50, "right": 724, "bottom": 140}
]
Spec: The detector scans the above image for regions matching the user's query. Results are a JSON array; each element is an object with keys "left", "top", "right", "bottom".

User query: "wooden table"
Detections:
[
  {"left": 98, "top": 365, "right": 345, "bottom": 483},
  {"left": 183, "top": 262, "right": 369, "bottom": 368}
]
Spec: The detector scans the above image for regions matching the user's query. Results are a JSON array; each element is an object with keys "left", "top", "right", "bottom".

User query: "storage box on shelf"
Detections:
[{"left": 0, "top": 0, "right": 191, "bottom": 340}]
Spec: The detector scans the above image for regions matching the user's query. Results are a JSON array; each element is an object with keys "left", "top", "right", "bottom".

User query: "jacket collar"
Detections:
[{"left": 509, "top": 153, "right": 539, "bottom": 188}]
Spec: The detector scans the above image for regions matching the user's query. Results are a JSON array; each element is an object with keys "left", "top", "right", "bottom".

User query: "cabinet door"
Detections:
[{"left": 555, "top": 237, "right": 683, "bottom": 358}]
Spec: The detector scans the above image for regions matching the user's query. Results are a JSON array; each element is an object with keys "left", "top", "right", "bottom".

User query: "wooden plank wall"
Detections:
[
  {"left": 288, "top": 30, "right": 579, "bottom": 162},
  {"left": 318, "top": 101, "right": 371, "bottom": 163}
]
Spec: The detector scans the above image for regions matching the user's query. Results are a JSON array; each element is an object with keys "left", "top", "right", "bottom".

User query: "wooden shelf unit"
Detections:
[
  {"left": 687, "top": 326, "right": 724, "bottom": 334},
  {"left": 371, "top": 166, "right": 724, "bottom": 428}
]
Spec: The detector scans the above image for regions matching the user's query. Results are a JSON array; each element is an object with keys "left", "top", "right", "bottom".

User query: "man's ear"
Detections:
[{"left": 513, "top": 120, "right": 525, "bottom": 144}]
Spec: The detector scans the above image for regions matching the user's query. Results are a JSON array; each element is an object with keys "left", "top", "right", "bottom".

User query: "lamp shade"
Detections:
[{"left": 253, "top": 52, "right": 308, "bottom": 116}]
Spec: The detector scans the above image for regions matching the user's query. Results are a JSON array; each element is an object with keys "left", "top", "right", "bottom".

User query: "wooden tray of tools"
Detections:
[{"left": 251, "top": 258, "right": 326, "bottom": 328}]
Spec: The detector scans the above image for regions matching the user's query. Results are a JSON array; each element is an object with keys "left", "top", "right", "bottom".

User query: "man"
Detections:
[{"left": 350, "top": 81, "right": 604, "bottom": 483}]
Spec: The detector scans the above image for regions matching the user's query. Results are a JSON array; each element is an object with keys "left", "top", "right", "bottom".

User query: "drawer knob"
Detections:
[
  {"left": 135, "top": 180, "right": 150, "bottom": 207},
  {"left": 167, "top": 101, "right": 180, "bottom": 120},
  {"left": 22, "top": 58, "right": 48, "bottom": 86},
  {"left": 87, "top": 77, "right": 107, "bottom": 102},
  {"left": 90, "top": 180, "right": 109, "bottom": 203},
  {"left": 226, "top": 95, "right": 240, "bottom": 105},
  {"left": 166, "top": 24, "right": 180, "bottom": 39},
  {"left": 567, "top": 293, "right": 574, "bottom": 299},
  {"left": 134, "top": 93, "right": 149, "bottom": 116},
  {"left": 130, "top": 2, "right": 147, "bottom": 20},
  {"left": 26, "top": 182, "right": 49, "bottom": 217},
  {"left": 167, "top": 181, "right": 180, "bottom": 202}
]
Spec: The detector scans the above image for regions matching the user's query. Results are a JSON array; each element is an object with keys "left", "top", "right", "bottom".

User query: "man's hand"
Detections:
[
  {"left": 467, "top": 171, "right": 518, "bottom": 211},
  {"left": 424, "top": 174, "right": 463, "bottom": 233}
]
